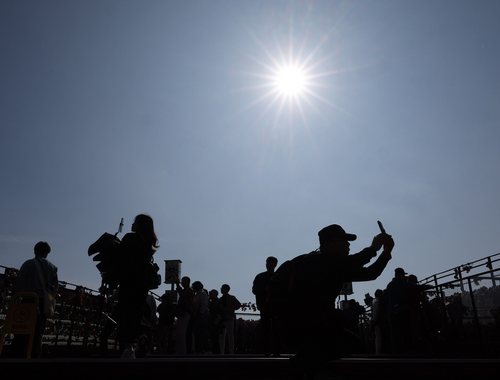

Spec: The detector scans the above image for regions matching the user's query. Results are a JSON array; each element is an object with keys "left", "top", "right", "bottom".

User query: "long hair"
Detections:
[{"left": 134, "top": 214, "right": 159, "bottom": 254}]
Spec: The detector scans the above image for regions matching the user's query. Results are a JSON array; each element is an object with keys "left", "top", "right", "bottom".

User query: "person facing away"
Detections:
[
  {"left": 12, "top": 241, "right": 58, "bottom": 358},
  {"left": 219, "top": 283, "right": 241, "bottom": 355},
  {"left": 280, "top": 224, "right": 394, "bottom": 380},
  {"left": 116, "top": 214, "right": 159, "bottom": 359},
  {"left": 252, "top": 256, "right": 280, "bottom": 356},
  {"left": 386, "top": 267, "right": 432, "bottom": 354}
]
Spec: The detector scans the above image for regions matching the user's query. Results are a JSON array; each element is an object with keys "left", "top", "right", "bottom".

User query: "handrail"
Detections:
[
  {"left": 419, "top": 252, "right": 500, "bottom": 285},
  {"left": 422, "top": 267, "right": 500, "bottom": 289}
]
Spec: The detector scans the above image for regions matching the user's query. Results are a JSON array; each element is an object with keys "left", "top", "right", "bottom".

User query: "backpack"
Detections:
[
  {"left": 88, "top": 232, "right": 122, "bottom": 288},
  {"left": 267, "top": 252, "right": 314, "bottom": 317}
]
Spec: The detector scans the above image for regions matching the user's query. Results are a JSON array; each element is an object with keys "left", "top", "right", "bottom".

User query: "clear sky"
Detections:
[{"left": 1, "top": 0, "right": 500, "bottom": 310}]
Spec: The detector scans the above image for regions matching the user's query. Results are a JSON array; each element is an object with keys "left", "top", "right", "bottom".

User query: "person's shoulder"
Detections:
[
  {"left": 46, "top": 259, "right": 58, "bottom": 270},
  {"left": 22, "top": 258, "right": 36, "bottom": 266},
  {"left": 254, "top": 271, "right": 268, "bottom": 279},
  {"left": 303, "top": 251, "right": 334, "bottom": 266},
  {"left": 121, "top": 232, "right": 145, "bottom": 249},
  {"left": 122, "top": 232, "right": 138, "bottom": 242},
  {"left": 18, "top": 258, "right": 35, "bottom": 272}
]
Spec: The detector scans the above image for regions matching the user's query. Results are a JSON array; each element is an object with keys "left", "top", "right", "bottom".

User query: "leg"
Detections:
[{"left": 226, "top": 318, "right": 235, "bottom": 354}]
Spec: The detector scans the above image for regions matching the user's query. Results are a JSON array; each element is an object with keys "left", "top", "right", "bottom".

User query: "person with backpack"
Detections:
[
  {"left": 268, "top": 224, "right": 394, "bottom": 380},
  {"left": 117, "top": 214, "right": 160, "bottom": 359},
  {"left": 12, "top": 241, "right": 58, "bottom": 358}
]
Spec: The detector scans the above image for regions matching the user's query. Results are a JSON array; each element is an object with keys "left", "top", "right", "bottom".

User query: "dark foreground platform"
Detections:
[{"left": 1, "top": 355, "right": 499, "bottom": 380}]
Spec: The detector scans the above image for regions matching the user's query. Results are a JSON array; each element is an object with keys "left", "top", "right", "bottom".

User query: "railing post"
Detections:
[
  {"left": 488, "top": 257, "right": 497, "bottom": 287},
  {"left": 467, "top": 278, "right": 481, "bottom": 342},
  {"left": 458, "top": 267, "right": 465, "bottom": 293}
]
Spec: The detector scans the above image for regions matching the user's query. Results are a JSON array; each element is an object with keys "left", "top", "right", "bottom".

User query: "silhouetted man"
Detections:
[
  {"left": 274, "top": 224, "right": 394, "bottom": 380},
  {"left": 252, "top": 256, "right": 280, "bottom": 356},
  {"left": 219, "top": 284, "right": 241, "bottom": 354},
  {"left": 386, "top": 267, "right": 432, "bottom": 354},
  {"left": 12, "top": 241, "right": 58, "bottom": 358}
]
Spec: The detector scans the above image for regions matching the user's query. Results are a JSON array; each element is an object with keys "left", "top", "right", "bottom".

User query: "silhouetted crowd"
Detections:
[{"left": 4, "top": 216, "right": 500, "bottom": 380}]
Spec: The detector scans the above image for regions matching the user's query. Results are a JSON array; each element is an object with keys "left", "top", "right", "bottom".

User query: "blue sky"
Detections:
[{"left": 1, "top": 0, "right": 500, "bottom": 310}]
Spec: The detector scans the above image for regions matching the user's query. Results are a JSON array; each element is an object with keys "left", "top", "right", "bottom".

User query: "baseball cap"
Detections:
[{"left": 318, "top": 224, "right": 357, "bottom": 242}]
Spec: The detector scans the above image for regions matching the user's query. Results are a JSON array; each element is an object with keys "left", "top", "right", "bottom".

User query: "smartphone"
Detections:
[
  {"left": 377, "top": 220, "right": 386, "bottom": 234},
  {"left": 118, "top": 218, "right": 124, "bottom": 234}
]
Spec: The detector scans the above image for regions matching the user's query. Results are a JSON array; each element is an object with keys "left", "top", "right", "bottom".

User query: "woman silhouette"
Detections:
[{"left": 117, "top": 214, "right": 159, "bottom": 358}]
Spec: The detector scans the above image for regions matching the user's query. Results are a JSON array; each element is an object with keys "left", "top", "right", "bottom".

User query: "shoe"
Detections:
[{"left": 121, "top": 347, "right": 135, "bottom": 359}]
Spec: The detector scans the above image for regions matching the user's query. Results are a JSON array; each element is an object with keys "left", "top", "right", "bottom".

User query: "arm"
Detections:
[
  {"left": 12, "top": 262, "right": 29, "bottom": 294},
  {"left": 350, "top": 235, "right": 394, "bottom": 282},
  {"left": 347, "top": 247, "right": 377, "bottom": 266},
  {"left": 252, "top": 273, "right": 268, "bottom": 296},
  {"left": 48, "top": 261, "right": 58, "bottom": 293},
  {"left": 232, "top": 295, "right": 242, "bottom": 311},
  {"left": 251, "top": 275, "right": 259, "bottom": 295},
  {"left": 350, "top": 253, "right": 391, "bottom": 282}
]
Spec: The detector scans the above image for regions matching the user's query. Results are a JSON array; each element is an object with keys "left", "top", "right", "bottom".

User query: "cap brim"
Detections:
[{"left": 346, "top": 233, "right": 357, "bottom": 241}]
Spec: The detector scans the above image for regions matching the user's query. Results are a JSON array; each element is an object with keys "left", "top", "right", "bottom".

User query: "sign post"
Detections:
[{"left": 164, "top": 260, "right": 182, "bottom": 302}]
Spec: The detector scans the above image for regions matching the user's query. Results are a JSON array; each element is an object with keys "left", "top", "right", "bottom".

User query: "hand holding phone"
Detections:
[
  {"left": 377, "top": 220, "right": 386, "bottom": 234},
  {"left": 115, "top": 218, "right": 124, "bottom": 236},
  {"left": 377, "top": 221, "right": 394, "bottom": 258}
]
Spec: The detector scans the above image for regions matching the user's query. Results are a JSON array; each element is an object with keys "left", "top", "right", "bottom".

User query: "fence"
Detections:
[
  {"left": 417, "top": 253, "right": 500, "bottom": 347},
  {"left": 420, "top": 253, "right": 500, "bottom": 326},
  {"left": 4, "top": 252, "right": 500, "bottom": 356},
  {"left": 0, "top": 265, "right": 118, "bottom": 353},
  {"left": 1, "top": 264, "right": 263, "bottom": 356}
]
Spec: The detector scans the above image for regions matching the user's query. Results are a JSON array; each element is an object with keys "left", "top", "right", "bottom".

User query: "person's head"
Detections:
[
  {"left": 221, "top": 284, "right": 230, "bottom": 295},
  {"left": 266, "top": 256, "right": 278, "bottom": 272},
  {"left": 181, "top": 276, "right": 191, "bottom": 288},
  {"left": 161, "top": 292, "right": 170, "bottom": 302},
  {"left": 209, "top": 289, "right": 219, "bottom": 300},
  {"left": 34, "top": 241, "right": 51, "bottom": 258},
  {"left": 318, "top": 224, "right": 356, "bottom": 256},
  {"left": 408, "top": 274, "right": 418, "bottom": 284},
  {"left": 375, "top": 289, "right": 383, "bottom": 298},
  {"left": 394, "top": 267, "right": 407, "bottom": 279},
  {"left": 192, "top": 281, "right": 203, "bottom": 293},
  {"left": 132, "top": 214, "right": 159, "bottom": 253}
]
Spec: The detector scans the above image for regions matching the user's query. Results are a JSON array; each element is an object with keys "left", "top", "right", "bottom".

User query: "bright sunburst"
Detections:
[{"left": 239, "top": 26, "right": 346, "bottom": 132}]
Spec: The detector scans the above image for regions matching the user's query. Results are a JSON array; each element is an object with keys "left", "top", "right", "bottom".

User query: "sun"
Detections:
[
  {"left": 238, "top": 26, "right": 345, "bottom": 130},
  {"left": 275, "top": 66, "right": 306, "bottom": 96}
]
